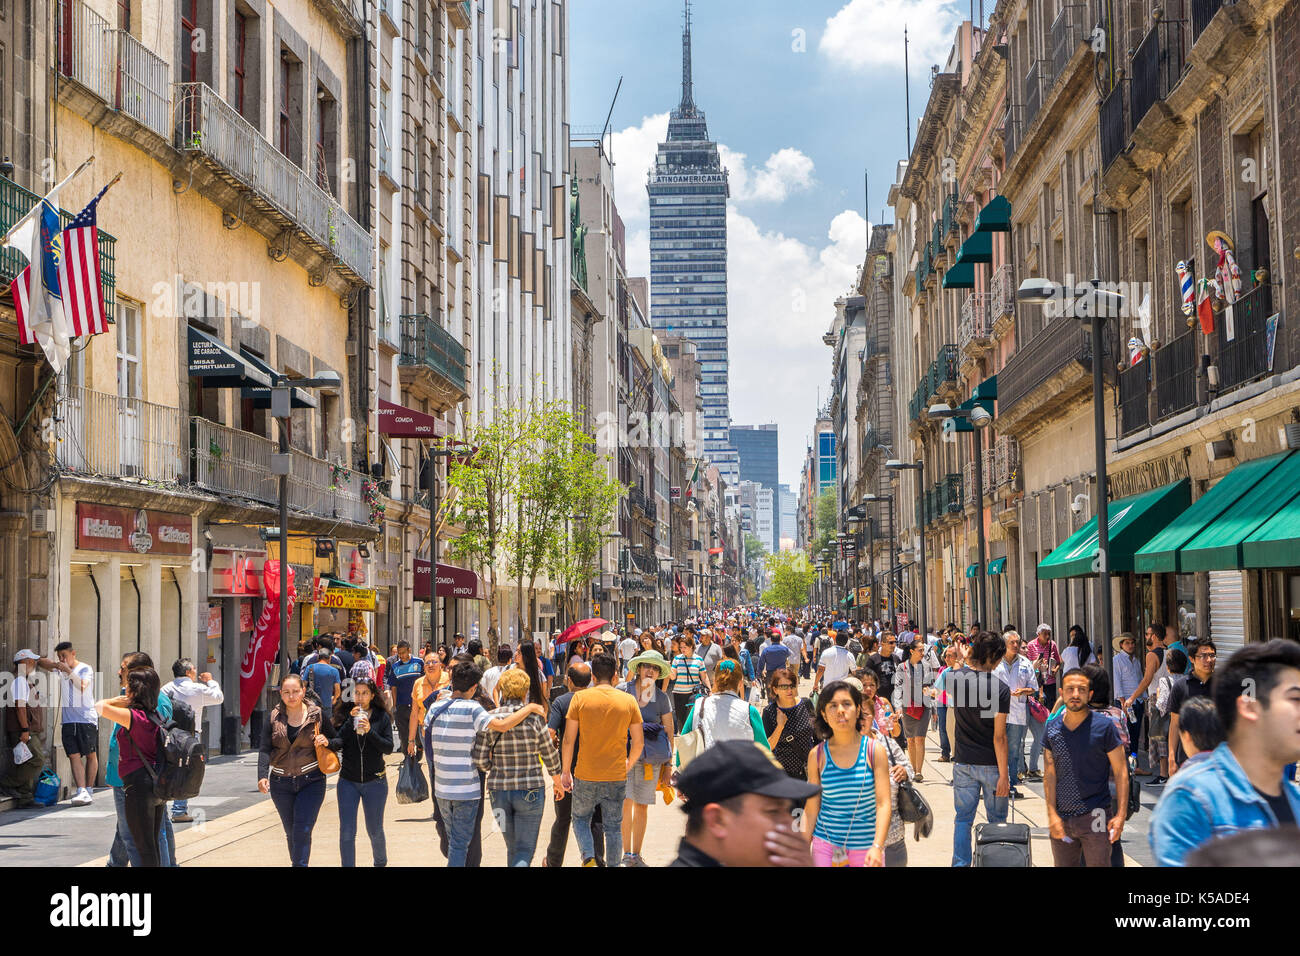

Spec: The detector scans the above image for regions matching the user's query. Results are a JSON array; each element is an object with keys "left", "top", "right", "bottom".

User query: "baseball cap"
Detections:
[
  {"left": 677, "top": 740, "right": 820, "bottom": 806},
  {"left": 13, "top": 649, "right": 38, "bottom": 662}
]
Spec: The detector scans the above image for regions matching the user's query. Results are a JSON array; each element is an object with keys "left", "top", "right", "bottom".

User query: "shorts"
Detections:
[
  {"left": 625, "top": 762, "right": 663, "bottom": 805},
  {"left": 811, "top": 835, "right": 871, "bottom": 867},
  {"left": 901, "top": 709, "right": 932, "bottom": 739},
  {"left": 62, "top": 722, "right": 98, "bottom": 756}
]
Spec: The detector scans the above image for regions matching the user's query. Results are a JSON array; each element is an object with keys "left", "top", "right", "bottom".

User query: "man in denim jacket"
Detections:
[{"left": 1150, "top": 640, "right": 1300, "bottom": 866}]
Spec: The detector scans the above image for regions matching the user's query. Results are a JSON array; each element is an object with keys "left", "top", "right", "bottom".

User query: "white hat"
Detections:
[
  {"left": 633, "top": 628, "right": 643, "bottom": 636},
  {"left": 13, "top": 648, "right": 38, "bottom": 662}
]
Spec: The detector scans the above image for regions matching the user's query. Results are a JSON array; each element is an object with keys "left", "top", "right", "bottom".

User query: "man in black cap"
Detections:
[{"left": 669, "top": 740, "right": 818, "bottom": 867}]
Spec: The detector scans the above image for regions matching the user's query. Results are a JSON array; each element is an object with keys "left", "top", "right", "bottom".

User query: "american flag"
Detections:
[{"left": 11, "top": 185, "right": 110, "bottom": 343}]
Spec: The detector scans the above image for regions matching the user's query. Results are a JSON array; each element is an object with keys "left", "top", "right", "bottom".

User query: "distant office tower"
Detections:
[
  {"left": 649, "top": 2, "right": 735, "bottom": 485},
  {"left": 779, "top": 483, "right": 797, "bottom": 546},
  {"left": 730, "top": 424, "right": 779, "bottom": 551}
]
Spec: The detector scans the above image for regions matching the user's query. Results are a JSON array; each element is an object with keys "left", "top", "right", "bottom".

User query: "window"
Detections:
[
  {"left": 117, "top": 0, "right": 132, "bottom": 32},
  {"left": 179, "top": 0, "right": 199, "bottom": 84},
  {"left": 116, "top": 301, "right": 141, "bottom": 399},
  {"left": 233, "top": 12, "right": 247, "bottom": 113},
  {"left": 278, "top": 48, "right": 302, "bottom": 165},
  {"left": 315, "top": 86, "right": 336, "bottom": 195}
]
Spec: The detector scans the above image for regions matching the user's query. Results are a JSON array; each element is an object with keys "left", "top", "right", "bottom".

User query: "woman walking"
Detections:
[
  {"left": 472, "top": 669, "right": 561, "bottom": 866},
  {"left": 257, "top": 673, "right": 340, "bottom": 866},
  {"left": 933, "top": 645, "right": 960, "bottom": 762},
  {"left": 803, "top": 680, "right": 891, "bottom": 867},
  {"left": 334, "top": 678, "right": 394, "bottom": 867},
  {"left": 96, "top": 664, "right": 168, "bottom": 867},
  {"left": 762, "top": 667, "right": 816, "bottom": 779},
  {"left": 893, "top": 638, "right": 936, "bottom": 782},
  {"left": 618, "top": 650, "right": 675, "bottom": 866},
  {"left": 668, "top": 635, "right": 710, "bottom": 730},
  {"left": 676, "top": 659, "right": 767, "bottom": 761},
  {"left": 1061, "top": 625, "right": 1096, "bottom": 673},
  {"left": 869, "top": 711, "right": 917, "bottom": 867}
]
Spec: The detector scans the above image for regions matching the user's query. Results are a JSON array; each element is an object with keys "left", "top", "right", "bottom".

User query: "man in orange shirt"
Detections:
[{"left": 562, "top": 653, "right": 644, "bottom": 867}]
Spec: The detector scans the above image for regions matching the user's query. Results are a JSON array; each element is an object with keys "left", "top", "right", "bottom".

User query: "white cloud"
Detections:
[
  {"left": 819, "top": 0, "right": 963, "bottom": 73},
  {"left": 719, "top": 145, "right": 817, "bottom": 203},
  {"left": 601, "top": 114, "right": 866, "bottom": 486}
]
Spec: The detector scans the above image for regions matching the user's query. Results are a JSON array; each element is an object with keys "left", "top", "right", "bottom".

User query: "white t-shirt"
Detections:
[
  {"left": 13, "top": 673, "right": 31, "bottom": 707},
  {"left": 62, "top": 662, "right": 96, "bottom": 725},
  {"left": 618, "top": 638, "right": 638, "bottom": 662},
  {"left": 480, "top": 665, "right": 505, "bottom": 700},
  {"left": 818, "top": 645, "right": 855, "bottom": 683},
  {"left": 1060, "top": 645, "right": 1096, "bottom": 674},
  {"left": 782, "top": 635, "right": 805, "bottom": 664}
]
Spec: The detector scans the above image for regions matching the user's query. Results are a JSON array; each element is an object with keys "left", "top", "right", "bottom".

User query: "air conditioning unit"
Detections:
[{"left": 30, "top": 509, "right": 54, "bottom": 535}]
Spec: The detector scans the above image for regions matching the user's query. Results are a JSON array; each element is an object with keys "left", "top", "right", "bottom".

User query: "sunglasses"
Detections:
[{"left": 774, "top": 683, "right": 796, "bottom": 690}]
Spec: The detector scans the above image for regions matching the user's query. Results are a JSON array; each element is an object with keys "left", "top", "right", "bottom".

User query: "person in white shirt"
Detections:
[
  {"left": 480, "top": 644, "right": 512, "bottom": 702},
  {"left": 782, "top": 630, "right": 806, "bottom": 678},
  {"left": 993, "top": 632, "right": 1039, "bottom": 799},
  {"left": 161, "top": 657, "right": 225, "bottom": 822},
  {"left": 618, "top": 631, "right": 640, "bottom": 676},
  {"left": 37, "top": 642, "right": 97, "bottom": 806},
  {"left": 814, "top": 633, "right": 856, "bottom": 691}
]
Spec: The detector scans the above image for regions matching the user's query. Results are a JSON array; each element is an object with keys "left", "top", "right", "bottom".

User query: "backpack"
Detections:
[
  {"left": 123, "top": 708, "right": 205, "bottom": 800},
  {"left": 161, "top": 686, "right": 197, "bottom": 733}
]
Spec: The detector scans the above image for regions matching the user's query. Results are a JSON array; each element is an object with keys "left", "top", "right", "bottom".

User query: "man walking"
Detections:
[
  {"left": 696, "top": 628, "right": 723, "bottom": 684},
  {"left": 758, "top": 631, "right": 791, "bottom": 685},
  {"left": 544, "top": 662, "right": 605, "bottom": 866},
  {"left": 994, "top": 631, "right": 1038, "bottom": 798},
  {"left": 1167, "top": 639, "right": 1217, "bottom": 774},
  {"left": 813, "top": 632, "right": 855, "bottom": 693},
  {"left": 562, "top": 653, "right": 644, "bottom": 867},
  {"left": 161, "top": 658, "right": 224, "bottom": 822},
  {"left": 385, "top": 640, "right": 424, "bottom": 758},
  {"left": 948, "top": 631, "right": 1010, "bottom": 867},
  {"left": 1043, "top": 668, "right": 1127, "bottom": 866},
  {"left": 1024, "top": 624, "right": 1061, "bottom": 709},
  {"left": 618, "top": 630, "right": 640, "bottom": 678}
]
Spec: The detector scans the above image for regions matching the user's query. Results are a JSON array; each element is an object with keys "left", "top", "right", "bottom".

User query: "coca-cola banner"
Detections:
[
  {"left": 239, "top": 561, "right": 295, "bottom": 724},
  {"left": 75, "top": 503, "right": 193, "bottom": 556}
]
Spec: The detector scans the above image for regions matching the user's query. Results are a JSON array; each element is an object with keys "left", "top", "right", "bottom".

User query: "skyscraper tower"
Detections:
[{"left": 649, "top": 1, "right": 738, "bottom": 486}]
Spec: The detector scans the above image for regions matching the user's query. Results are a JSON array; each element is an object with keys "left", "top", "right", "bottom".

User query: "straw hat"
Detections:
[
  {"left": 626, "top": 649, "right": 672, "bottom": 679},
  {"left": 1112, "top": 632, "right": 1137, "bottom": 653},
  {"left": 1206, "top": 230, "right": 1234, "bottom": 251}
]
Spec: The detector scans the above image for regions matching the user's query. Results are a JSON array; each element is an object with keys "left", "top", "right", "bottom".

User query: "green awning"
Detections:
[
  {"left": 1243, "top": 491, "right": 1300, "bottom": 568},
  {"left": 972, "top": 375, "right": 998, "bottom": 401},
  {"left": 1177, "top": 453, "right": 1300, "bottom": 571},
  {"left": 954, "top": 231, "right": 993, "bottom": 265},
  {"left": 966, "top": 563, "right": 979, "bottom": 578},
  {"left": 988, "top": 557, "right": 1007, "bottom": 575},
  {"left": 942, "top": 261, "right": 976, "bottom": 289},
  {"left": 974, "top": 195, "right": 1011, "bottom": 233},
  {"left": 1134, "top": 452, "right": 1294, "bottom": 573},
  {"left": 1037, "top": 479, "right": 1191, "bottom": 580}
]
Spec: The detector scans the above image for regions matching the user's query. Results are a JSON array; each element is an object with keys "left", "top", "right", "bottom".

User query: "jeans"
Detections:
[
  {"left": 436, "top": 796, "right": 481, "bottom": 867},
  {"left": 885, "top": 840, "right": 908, "bottom": 867},
  {"left": 572, "top": 778, "right": 626, "bottom": 867},
  {"left": 1006, "top": 722, "right": 1028, "bottom": 784},
  {"left": 337, "top": 777, "right": 388, "bottom": 867},
  {"left": 171, "top": 798, "right": 189, "bottom": 817},
  {"left": 489, "top": 787, "right": 546, "bottom": 867},
  {"left": 396, "top": 703, "right": 419, "bottom": 758},
  {"left": 1049, "top": 812, "right": 1112, "bottom": 866},
  {"left": 108, "top": 784, "right": 175, "bottom": 867},
  {"left": 121, "top": 768, "right": 166, "bottom": 867},
  {"left": 546, "top": 791, "right": 604, "bottom": 867},
  {"left": 1026, "top": 714, "right": 1046, "bottom": 773},
  {"left": 1124, "top": 698, "right": 1145, "bottom": 755},
  {"left": 268, "top": 772, "right": 326, "bottom": 866},
  {"left": 936, "top": 705, "right": 951, "bottom": 759},
  {"left": 952, "top": 762, "right": 1008, "bottom": 867}
]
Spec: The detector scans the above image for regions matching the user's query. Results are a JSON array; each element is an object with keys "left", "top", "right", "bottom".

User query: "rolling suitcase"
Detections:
[{"left": 973, "top": 790, "right": 1031, "bottom": 867}]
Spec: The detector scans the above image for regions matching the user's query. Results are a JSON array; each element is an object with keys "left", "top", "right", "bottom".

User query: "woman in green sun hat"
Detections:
[{"left": 618, "top": 649, "right": 675, "bottom": 866}]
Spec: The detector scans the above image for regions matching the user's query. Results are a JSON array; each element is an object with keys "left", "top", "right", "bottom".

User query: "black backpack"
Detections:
[{"left": 124, "top": 708, "right": 206, "bottom": 800}]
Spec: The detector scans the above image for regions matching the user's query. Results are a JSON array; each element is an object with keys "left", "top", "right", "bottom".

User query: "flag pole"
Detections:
[{"left": 0, "top": 155, "right": 95, "bottom": 246}]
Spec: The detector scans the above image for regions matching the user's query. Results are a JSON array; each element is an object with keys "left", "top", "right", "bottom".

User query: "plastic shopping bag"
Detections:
[
  {"left": 11, "top": 741, "right": 32, "bottom": 765},
  {"left": 395, "top": 754, "right": 429, "bottom": 804}
]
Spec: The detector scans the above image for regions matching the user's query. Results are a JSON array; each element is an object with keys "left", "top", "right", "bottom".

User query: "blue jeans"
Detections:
[
  {"left": 572, "top": 778, "right": 626, "bottom": 867},
  {"left": 1007, "top": 723, "right": 1028, "bottom": 784},
  {"left": 489, "top": 787, "right": 546, "bottom": 867},
  {"left": 952, "top": 762, "right": 1008, "bottom": 867},
  {"left": 171, "top": 798, "right": 188, "bottom": 817},
  {"left": 108, "top": 785, "right": 175, "bottom": 867},
  {"left": 337, "top": 777, "right": 388, "bottom": 867},
  {"left": 1026, "top": 715, "right": 1046, "bottom": 773},
  {"left": 936, "top": 706, "right": 951, "bottom": 759},
  {"left": 436, "top": 796, "right": 481, "bottom": 867},
  {"left": 268, "top": 773, "right": 326, "bottom": 866}
]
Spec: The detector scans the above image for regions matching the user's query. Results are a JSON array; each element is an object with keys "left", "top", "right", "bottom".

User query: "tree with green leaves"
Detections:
[
  {"left": 762, "top": 550, "right": 814, "bottom": 612},
  {"left": 811, "top": 487, "right": 839, "bottom": 557},
  {"left": 546, "top": 435, "right": 622, "bottom": 628}
]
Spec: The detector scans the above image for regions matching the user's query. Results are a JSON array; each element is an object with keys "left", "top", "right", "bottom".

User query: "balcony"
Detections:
[
  {"left": 0, "top": 174, "right": 117, "bottom": 310},
  {"left": 444, "top": 0, "right": 473, "bottom": 30},
  {"left": 1154, "top": 329, "right": 1198, "bottom": 419},
  {"left": 1024, "top": 61, "right": 1047, "bottom": 129},
  {"left": 1100, "top": 80, "right": 1128, "bottom": 172},
  {"left": 1130, "top": 20, "right": 1185, "bottom": 131},
  {"left": 398, "top": 312, "right": 468, "bottom": 409},
  {"left": 57, "top": 1, "right": 171, "bottom": 141},
  {"left": 998, "top": 313, "right": 1102, "bottom": 431},
  {"left": 1117, "top": 361, "right": 1151, "bottom": 437},
  {"left": 56, "top": 387, "right": 187, "bottom": 483},
  {"left": 993, "top": 435, "right": 1022, "bottom": 495},
  {"left": 930, "top": 344, "right": 960, "bottom": 400},
  {"left": 174, "top": 83, "right": 373, "bottom": 285},
  {"left": 192, "top": 418, "right": 370, "bottom": 526},
  {"left": 1050, "top": 4, "right": 1086, "bottom": 89},
  {"left": 937, "top": 473, "right": 963, "bottom": 518},
  {"left": 960, "top": 293, "right": 994, "bottom": 358},
  {"left": 1002, "top": 105, "right": 1023, "bottom": 163},
  {"left": 942, "top": 191, "right": 960, "bottom": 240},
  {"left": 1217, "top": 283, "right": 1274, "bottom": 394},
  {"left": 991, "top": 263, "right": 1015, "bottom": 328},
  {"left": 1192, "top": 0, "right": 1230, "bottom": 42}
]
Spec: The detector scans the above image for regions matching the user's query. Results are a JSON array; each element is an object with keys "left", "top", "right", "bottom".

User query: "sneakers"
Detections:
[
  {"left": 623, "top": 853, "right": 649, "bottom": 867},
  {"left": 1024, "top": 770, "right": 1043, "bottom": 781},
  {"left": 70, "top": 787, "right": 93, "bottom": 806},
  {"left": 171, "top": 812, "right": 194, "bottom": 823},
  {"left": 581, "top": 857, "right": 599, "bottom": 867}
]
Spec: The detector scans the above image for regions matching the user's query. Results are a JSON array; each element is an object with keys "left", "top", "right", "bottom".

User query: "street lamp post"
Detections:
[
  {"left": 886, "top": 458, "right": 927, "bottom": 642},
  {"left": 1018, "top": 277, "right": 1120, "bottom": 675},
  {"left": 927, "top": 403, "right": 993, "bottom": 628}
]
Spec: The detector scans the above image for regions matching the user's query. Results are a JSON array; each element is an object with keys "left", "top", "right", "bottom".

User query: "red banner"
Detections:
[
  {"left": 75, "top": 503, "right": 193, "bottom": 556},
  {"left": 238, "top": 561, "right": 295, "bottom": 724}
]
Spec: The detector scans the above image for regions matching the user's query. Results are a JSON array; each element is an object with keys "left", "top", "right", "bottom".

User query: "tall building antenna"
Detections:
[{"left": 681, "top": 0, "right": 695, "bottom": 114}]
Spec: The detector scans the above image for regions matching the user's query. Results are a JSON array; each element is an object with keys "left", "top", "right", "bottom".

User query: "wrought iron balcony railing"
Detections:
[
  {"left": 1217, "top": 283, "right": 1274, "bottom": 394},
  {"left": 1118, "top": 361, "right": 1150, "bottom": 436},
  {"left": 1130, "top": 20, "right": 1186, "bottom": 129},
  {"left": 1100, "top": 80, "right": 1128, "bottom": 171},
  {"left": 991, "top": 263, "right": 1015, "bottom": 319},
  {"left": 960, "top": 293, "right": 994, "bottom": 355},
  {"left": 1154, "top": 329, "right": 1197, "bottom": 419},
  {"left": 1050, "top": 4, "right": 1086, "bottom": 87},
  {"left": 57, "top": 386, "right": 187, "bottom": 482},
  {"left": 398, "top": 312, "right": 468, "bottom": 396}
]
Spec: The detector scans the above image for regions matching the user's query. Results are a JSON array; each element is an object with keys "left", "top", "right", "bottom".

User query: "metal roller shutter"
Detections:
[{"left": 1208, "top": 570, "right": 1246, "bottom": 659}]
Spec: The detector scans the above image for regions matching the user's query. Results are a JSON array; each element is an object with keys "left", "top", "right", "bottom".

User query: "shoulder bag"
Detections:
[
  {"left": 875, "top": 723, "right": 932, "bottom": 828},
  {"left": 314, "top": 719, "right": 340, "bottom": 775},
  {"left": 673, "top": 697, "right": 705, "bottom": 769}
]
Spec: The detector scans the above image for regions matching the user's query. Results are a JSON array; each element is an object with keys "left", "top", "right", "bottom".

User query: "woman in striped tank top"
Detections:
[{"left": 803, "top": 680, "right": 891, "bottom": 867}]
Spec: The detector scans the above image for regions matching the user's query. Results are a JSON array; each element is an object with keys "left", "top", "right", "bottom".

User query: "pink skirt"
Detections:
[{"left": 811, "top": 835, "right": 871, "bottom": 867}]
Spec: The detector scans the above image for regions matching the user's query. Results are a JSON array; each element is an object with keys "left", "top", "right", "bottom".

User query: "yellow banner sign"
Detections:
[{"left": 318, "top": 588, "right": 376, "bottom": 611}]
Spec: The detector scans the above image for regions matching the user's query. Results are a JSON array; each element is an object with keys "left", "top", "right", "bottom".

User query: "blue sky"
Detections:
[{"left": 570, "top": 0, "right": 965, "bottom": 489}]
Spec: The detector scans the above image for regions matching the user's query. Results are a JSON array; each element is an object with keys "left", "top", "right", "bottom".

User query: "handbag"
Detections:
[
  {"left": 12, "top": 740, "right": 33, "bottom": 766},
  {"left": 1027, "top": 694, "right": 1049, "bottom": 723},
  {"left": 673, "top": 699, "right": 705, "bottom": 769},
  {"left": 877, "top": 724, "right": 932, "bottom": 829},
  {"left": 314, "top": 719, "right": 340, "bottom": 775}
]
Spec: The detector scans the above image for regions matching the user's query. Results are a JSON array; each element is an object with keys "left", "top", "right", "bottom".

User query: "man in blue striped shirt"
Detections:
[{"left": 426, "top": 661, "right": 545, "bottom": 866}]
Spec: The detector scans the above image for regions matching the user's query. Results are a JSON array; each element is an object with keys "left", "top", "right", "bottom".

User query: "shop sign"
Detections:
[
  {"left": 413, "top": 559, "right": 484, "bottom": 601},
  {"left": 75, "top": 503, "right": 193, "bottom": 556},
  {"left": 206, "top": 605, "right": 222, "bottom": 639},
  {"left": 318, "top": 587, "right": 377, "bottom": 611}
]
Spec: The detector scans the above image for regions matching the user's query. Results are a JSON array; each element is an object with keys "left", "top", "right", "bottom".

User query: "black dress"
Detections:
[{"left": 762, "top": 699, "right": 815, "bottom": 780}]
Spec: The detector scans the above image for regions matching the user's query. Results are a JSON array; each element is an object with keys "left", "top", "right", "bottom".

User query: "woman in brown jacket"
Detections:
[{"left": 257, "top": 673, "right": 340, "bottom": 866}]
